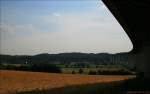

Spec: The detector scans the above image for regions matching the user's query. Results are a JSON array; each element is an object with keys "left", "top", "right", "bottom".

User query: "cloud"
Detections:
[
  {"left": 0, "top": 4, "right": 133, "bottom": 55},
  {"left": 0, "top": 24, "right": 16, "bottom": 34},
  {"left": 0, "top": 23, "right": 39, "bottom": 37},
  {"left": 52, "top": 12, "right": 61, "bottom": 17}
]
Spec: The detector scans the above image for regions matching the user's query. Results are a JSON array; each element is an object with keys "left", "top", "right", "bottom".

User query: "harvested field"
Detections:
[{"left": 0, "top": 70, "right": 136, "bottom": 94}]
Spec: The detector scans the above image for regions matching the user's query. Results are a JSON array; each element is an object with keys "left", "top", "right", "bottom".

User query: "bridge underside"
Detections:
[{"left": 102, "top": 0, "right": 150, "bottom": 78}]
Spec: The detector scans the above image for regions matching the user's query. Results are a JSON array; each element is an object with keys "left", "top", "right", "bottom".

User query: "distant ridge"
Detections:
[{"left": 0, "top": 52, "right": 128, "bottom": 64}]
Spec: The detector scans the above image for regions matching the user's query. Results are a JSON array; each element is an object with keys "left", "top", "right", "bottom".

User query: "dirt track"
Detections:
[{"left": 0, "top": 70, "right": 136, "bottom": 94}]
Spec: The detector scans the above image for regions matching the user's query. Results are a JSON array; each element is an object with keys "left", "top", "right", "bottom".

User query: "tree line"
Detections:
[
  {"left": 0, "top": 63, "right": 61, "bottom": 73},
  {"left": 0, "top": 52, "right": 128, "bottom": 65}
]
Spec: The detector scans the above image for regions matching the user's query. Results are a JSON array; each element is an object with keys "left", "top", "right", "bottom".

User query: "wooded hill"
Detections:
[{"left": 0, "top": 53, "right": 128, "bottom": 65}]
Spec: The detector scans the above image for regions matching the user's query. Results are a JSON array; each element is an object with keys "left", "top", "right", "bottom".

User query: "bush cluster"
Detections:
[
  {"left": 0, "top": 64, "right": 62, "bottom": 73},
  {"left": 88, "top": 69, "right": 133, "bottom": 75}
]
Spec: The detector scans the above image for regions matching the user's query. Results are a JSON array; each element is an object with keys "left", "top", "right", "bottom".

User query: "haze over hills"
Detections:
[{"left": 0, "top": 52, "right": 128, "bottom": 65}]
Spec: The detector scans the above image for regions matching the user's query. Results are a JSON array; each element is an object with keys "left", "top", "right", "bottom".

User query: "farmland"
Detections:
[{"left": 0, "top": 70, "right": 136, "bottom": 94}]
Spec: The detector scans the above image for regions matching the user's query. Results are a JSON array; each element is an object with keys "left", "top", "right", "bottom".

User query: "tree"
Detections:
[
  {"left": 89, "top": 70, "right": 97, "bottom": 75},
  {"left": 78, "top": 68, "right": 83, "bottom": 74},
  {"left": 72, "top": 70, "right": 76, "bottom": 74}
]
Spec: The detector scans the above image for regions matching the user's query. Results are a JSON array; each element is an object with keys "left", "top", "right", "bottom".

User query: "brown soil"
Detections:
[{"left": 0, "top": 70, "right": 136, "bottom": 94}]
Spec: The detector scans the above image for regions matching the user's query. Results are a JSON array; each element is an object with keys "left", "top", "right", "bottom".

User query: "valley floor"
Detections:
[{"left": 0, "top": 70, "right": 136, "bottom": 94}]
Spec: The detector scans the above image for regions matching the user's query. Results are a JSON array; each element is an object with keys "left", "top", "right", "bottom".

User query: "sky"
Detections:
[{"left": 0, "top": 0, "right": 133, "bottom": 55}]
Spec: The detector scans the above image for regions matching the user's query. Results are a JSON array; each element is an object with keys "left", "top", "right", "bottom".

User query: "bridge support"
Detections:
[{"left": 129, "top": 46, "right": 150, "bottom": 79}]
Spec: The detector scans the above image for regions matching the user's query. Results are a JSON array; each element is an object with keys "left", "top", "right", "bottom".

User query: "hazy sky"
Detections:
[{"left": 0, "top": 0, "right": 133, "bottom": 55}]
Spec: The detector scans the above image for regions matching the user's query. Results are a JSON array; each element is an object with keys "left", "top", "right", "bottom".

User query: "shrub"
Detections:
[
  {"left": 89, "top": 70, "right": 97, "bottom": 75},
  {"left": 78, "top": 68, "right": 83, "bottom": 74},
  {"left": 30, "top": 63, "right": 62, "bottom": 73},
  {"left": 72, "top": 70, "right": 76, "bottom": 74}
]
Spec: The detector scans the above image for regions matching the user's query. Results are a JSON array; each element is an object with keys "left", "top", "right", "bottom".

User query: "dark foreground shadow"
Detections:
[
  {"left": 16, "top": 78, "right": 150, "bottom": 94},
  {"left": 121, "top": 78, "right": 150, "bottom": 91},
  {"left": 16, "top": 81, "right": 126, "bottom": 94}
]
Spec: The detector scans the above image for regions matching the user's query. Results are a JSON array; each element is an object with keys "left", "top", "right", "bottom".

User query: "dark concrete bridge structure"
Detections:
[{"left": 102, "top": 0, "right": 150, "bottom": 78}]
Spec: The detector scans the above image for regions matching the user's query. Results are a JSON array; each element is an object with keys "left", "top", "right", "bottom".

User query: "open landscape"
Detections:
[
  {"left": 0, "top": 70, "right": 136, "bottom": 94},
  {"left": 0, "top": 53, "right": 137, "bottom": 94},
  {"left": 1, "top": 0, "right": 150, "bottom": 94}
]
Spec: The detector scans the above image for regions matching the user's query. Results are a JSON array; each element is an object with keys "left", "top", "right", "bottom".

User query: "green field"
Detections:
[
  {"left": 62, "top": 67, "right": 125, "bottom": 74},
  {"left": 0, "top": 63, "right": 135, "bottom": 75}
]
